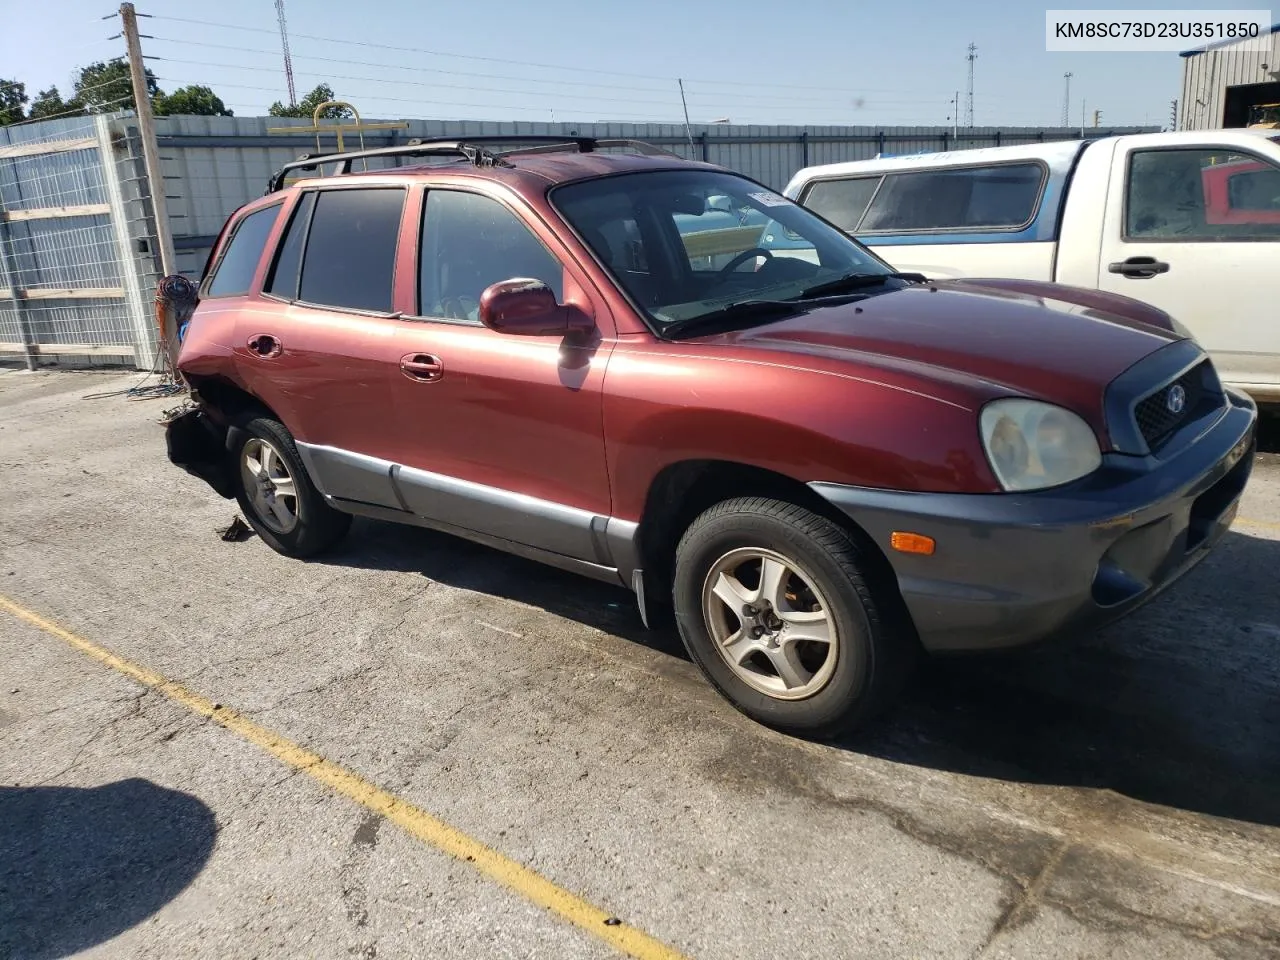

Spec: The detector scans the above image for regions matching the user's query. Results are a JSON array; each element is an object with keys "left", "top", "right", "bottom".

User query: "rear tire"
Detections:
[
  {"left": 231, "top": 415, "right": 351, "bottom": 558},
  {"left": 672, "top": 496, "right": 914, "bottom": 737}
]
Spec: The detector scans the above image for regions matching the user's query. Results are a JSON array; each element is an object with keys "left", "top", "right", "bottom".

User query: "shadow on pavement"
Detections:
[
  {"left": 326, "top": 511, "right": 1280, "bottom": 829},
  {"left": 847, "top": 529, "right": 1280, "bottom": 829},
  {"left": 1255, "top": 408, "right": 1279, "bottom": 454},
  {"left": 323, "top": 517, "right": 687, "bottom": 660},
  {"left": 0, "top": 778, "right": 216, "bottom": 959}
]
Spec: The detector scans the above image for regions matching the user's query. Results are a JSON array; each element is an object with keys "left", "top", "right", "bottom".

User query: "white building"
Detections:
[{"left": 1180, "top": 24, "right": 1280, "bottom": 129}]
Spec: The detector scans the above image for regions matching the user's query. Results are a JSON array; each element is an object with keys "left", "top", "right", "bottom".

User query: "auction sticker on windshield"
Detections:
[{"left": 748, "top": 191, "right": 790, "bottom": 207}]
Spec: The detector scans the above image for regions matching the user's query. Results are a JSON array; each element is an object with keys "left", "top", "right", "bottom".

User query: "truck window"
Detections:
[
  {"left": 1226, "top": 167, "right": 1280, "bottom": 210},
  {"left": 1126, "top": 149, "right": 1280, "bottom": 239},
  {"left": 858, "top": 163, "right": 1045, "bottom": 233},
  {"left": 297, "top": 188, "right": 405, "bottom": 312},
  {"left": 800, "top": 177, "right": 881, "bottom": 232},
  {"left": 204, "top": 203, "right": 282, "bottom": 298}
]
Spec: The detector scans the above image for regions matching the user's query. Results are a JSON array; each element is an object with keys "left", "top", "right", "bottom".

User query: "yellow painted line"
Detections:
[
  {"left": 0, "top": 594, "right": 690, "bottom": 960},
  {"left": 1236, "top": 516, "right": 1280, "bottom": 533}
]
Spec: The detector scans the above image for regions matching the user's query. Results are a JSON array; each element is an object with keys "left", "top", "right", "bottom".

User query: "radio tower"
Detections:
[
  {"left": 1061, "top": 72, "right": 1073, "bottom": 127},
  {"left": 964, "top": 43, "right": 977, "bottom": 127},
  {"left": 275, "top": 0, "right": 297, "bottom": 108}
]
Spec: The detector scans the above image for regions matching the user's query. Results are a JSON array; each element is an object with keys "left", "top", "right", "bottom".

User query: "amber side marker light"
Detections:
[{"left": 890, "top": 532, "right": 936, "bottom": 555}]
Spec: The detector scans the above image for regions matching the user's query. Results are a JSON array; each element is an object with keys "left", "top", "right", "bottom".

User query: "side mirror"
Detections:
[
  {"left": 706, "top": 195, "right": 733, "bottom": 213},
  {"left": 478, "top": 278, "right": 593, "bottom": 337}
]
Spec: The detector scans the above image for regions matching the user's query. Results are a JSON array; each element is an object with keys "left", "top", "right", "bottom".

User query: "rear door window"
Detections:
[
  {"left": 858, "top": 162, "right": 1046, "bottom": 233},
  {"left": 297, "top": 188, "right": 406, "bottom": 312},
  {"left": 800, "top": 177, "right": 881, "bottom": 232},
  {"left": 204, "top": 203, "right": 282, "bottom": 297}
]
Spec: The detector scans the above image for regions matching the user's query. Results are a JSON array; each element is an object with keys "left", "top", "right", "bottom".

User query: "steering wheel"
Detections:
[
  {"left": 439, "top": 295, "right": 480, "bottom": 322},
  {"left": 716, "top": 247, "right": 773, "bottom": 278}
]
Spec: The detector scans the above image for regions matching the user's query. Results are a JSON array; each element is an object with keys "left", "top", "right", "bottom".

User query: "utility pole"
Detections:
[
  {"left": 120, "top": 2, "right": 179, "bottom": 373},
  {"left": 965, "top": 43, "right": 977, "bottom": 127},
  {"left": 1081, "top": 99, "right": 1086, "bottom": 137},
  {"left": 677, "top": 79, "right": 694, "bottom": 150},
  {"left": 952, "top": 90, "right": 959, "bottom": 137},
  {"left": 1061, "top": 73, "right": 1073, "bottom": 127},
  {"left": 1170, "top": 98, "right": 1179, "bottom": 130}
]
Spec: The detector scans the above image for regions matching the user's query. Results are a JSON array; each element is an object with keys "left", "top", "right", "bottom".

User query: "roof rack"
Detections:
[{"left": 264, "top": 135, "right": 680, "bottom": 193}]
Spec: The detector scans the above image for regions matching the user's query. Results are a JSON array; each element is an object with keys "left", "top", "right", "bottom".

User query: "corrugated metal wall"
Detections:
[
  {"left": 152, "top": 116, "right": 1159, "bottom": 278},
  {"left": 1179, "top": 30, "right": 1280, "bottom": 129}
]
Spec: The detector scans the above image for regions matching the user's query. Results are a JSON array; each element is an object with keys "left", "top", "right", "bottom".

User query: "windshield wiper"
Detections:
[
  {"left": 661, "top": 299, "right": 802, "bottom": 339},
  {"left": 796, "top": 271, "right": 927, "bottom": 300}
]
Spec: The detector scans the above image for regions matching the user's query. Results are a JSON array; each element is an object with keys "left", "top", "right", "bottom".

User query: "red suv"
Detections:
[{"left": 166, "top": 136, "right": 1257, "bottom": 735}]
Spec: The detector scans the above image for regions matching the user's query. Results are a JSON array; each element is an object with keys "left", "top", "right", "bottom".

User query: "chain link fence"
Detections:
[{"left": 0, "top": 114, "right": 158, "bottom": 370}]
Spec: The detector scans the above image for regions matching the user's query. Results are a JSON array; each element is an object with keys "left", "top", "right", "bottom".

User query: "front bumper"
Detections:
[{"left": 811, "top": 389, "right": 1258, "bottom": 652}]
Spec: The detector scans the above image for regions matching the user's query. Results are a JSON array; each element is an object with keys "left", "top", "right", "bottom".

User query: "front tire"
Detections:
[
  {"left": 231, "top": 415, "right": 351, "bottom": 558},
  {"left": 672, "top": 496, "right": 913, "bottom": 737}
]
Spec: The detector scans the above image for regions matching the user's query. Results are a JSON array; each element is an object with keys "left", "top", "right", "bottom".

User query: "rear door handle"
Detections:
[
  {"left": 1107, "top": 256, "right": 1170, "bottom": 279},
  {"left": 246, "top": 333, "right": 282, "bottom": 358},
  {"left": 400, "top": 353, "right": 443, "bottom": 382}
]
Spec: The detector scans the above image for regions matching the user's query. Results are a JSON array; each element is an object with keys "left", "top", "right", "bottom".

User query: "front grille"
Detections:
[{"left": 1132, "top": 359, "right": 1219, "bottom": 450}]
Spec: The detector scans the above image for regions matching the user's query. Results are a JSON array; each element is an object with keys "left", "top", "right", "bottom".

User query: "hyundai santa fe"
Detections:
[{"left": 165, "top": 136, "right": 1257, "bottom": 736}]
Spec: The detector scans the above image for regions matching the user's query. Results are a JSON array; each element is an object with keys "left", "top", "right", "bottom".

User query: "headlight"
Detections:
[{"left": 979, "top": 399, "right": 1101, "bottom": 491}]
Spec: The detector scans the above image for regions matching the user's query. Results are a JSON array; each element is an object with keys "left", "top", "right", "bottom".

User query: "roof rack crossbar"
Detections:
[{"left": 264, "top": 135, "right": 676, "bottom": 193}]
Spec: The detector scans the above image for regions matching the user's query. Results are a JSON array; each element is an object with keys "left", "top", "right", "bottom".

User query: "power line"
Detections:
[
  {"left": 148, "top": 51, "right": 969, "bottom": 111},
  {"left": 4, "top": 97, "right": 132, "bottom": 126},
  {"left": 146, "top": 14, "right": 950, "bottom": 96},
  {"left": 145, "top": 34, "right": 952, "bottom": 102}
]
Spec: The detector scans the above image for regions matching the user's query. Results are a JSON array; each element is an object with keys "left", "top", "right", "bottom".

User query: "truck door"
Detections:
[{"left": 1095, "top": 138, "right": 1280, "bottom": 401}]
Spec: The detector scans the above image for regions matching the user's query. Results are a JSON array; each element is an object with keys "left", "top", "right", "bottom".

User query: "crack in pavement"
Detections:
[
  {"left": 973, "top": 840, "right": 1072, "bottom": 957},
  {"left": 29, "top": 690, "right": 149, "bottom": 787}
]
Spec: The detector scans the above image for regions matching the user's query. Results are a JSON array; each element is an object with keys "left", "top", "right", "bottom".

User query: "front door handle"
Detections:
[
  {"left": 1107, "top": 256, "right": 1170, "bottom": 279},
  {"left": 400, "top": 353, "right": 443, "bottom": 382},
  {"left": 246, "top": 333, "right": 282, "bottom": 358}
]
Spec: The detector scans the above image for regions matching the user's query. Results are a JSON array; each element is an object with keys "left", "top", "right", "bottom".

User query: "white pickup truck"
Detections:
[{"left": 778, "top": 130, "right": 1280, "bottom": 403}]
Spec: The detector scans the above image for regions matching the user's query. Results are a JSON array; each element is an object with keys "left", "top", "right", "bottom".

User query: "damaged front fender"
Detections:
[{"left": 165, "top": 407, "right": 236, "bottom": 499}]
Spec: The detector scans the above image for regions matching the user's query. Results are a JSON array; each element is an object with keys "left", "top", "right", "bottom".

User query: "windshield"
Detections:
[{"left": 550, "top": 169, "right": 894, "bottom": 329}]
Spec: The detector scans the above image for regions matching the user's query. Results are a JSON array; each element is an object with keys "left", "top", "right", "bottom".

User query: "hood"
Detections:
[{"left": 704, "top": 278, "right": 1181, "bottom": 435}]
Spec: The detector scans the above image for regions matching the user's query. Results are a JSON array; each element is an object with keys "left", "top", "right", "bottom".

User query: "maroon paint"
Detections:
[{"left": 180, "top": 153, "right": 1187, "bottom": 526}]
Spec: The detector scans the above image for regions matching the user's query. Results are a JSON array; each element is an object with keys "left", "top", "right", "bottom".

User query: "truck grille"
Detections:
[{"left": 1133, "top": 359, "right": 1217, "bottom": 450}]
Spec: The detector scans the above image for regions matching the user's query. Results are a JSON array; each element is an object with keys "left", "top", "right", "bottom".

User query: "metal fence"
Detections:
[
  {"left": 0, "top": 114, "right": 158, "bottom": 370},
  {"left": 2, "top": 113, "right": 1160, "bottom": 370}
]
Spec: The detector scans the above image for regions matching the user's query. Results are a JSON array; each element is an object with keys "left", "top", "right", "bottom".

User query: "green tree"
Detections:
[
  {"left": 27, "top": 86, "right": 76, "bottom": 120},
  {"left": 154, "top": 84, "right": 232, "bottom": 117},
  {"left": 1, "top": 79, "right": 27, "bottom": 125},
  {"left": 268, "top": 83, "right": 352, "bottom": 120},
  {"left": 74, "top": 59, "right": 158, "bottom": 112}
]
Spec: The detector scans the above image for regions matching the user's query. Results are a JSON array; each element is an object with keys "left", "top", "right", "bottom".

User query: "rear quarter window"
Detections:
[
  {"left": 800, "top": 176, "right": 881, "bottom": 232},
  {"left": 204, "top": 203, "right": 282, "bottom": 297},
  {"left": 857, "top": 162, "right": 1046, "bottom": 233}
]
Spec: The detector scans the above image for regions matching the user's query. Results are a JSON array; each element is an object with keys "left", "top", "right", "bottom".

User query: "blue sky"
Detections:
[{"left": 0, "top": 0, "right": 1250, "bottom": 128}]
